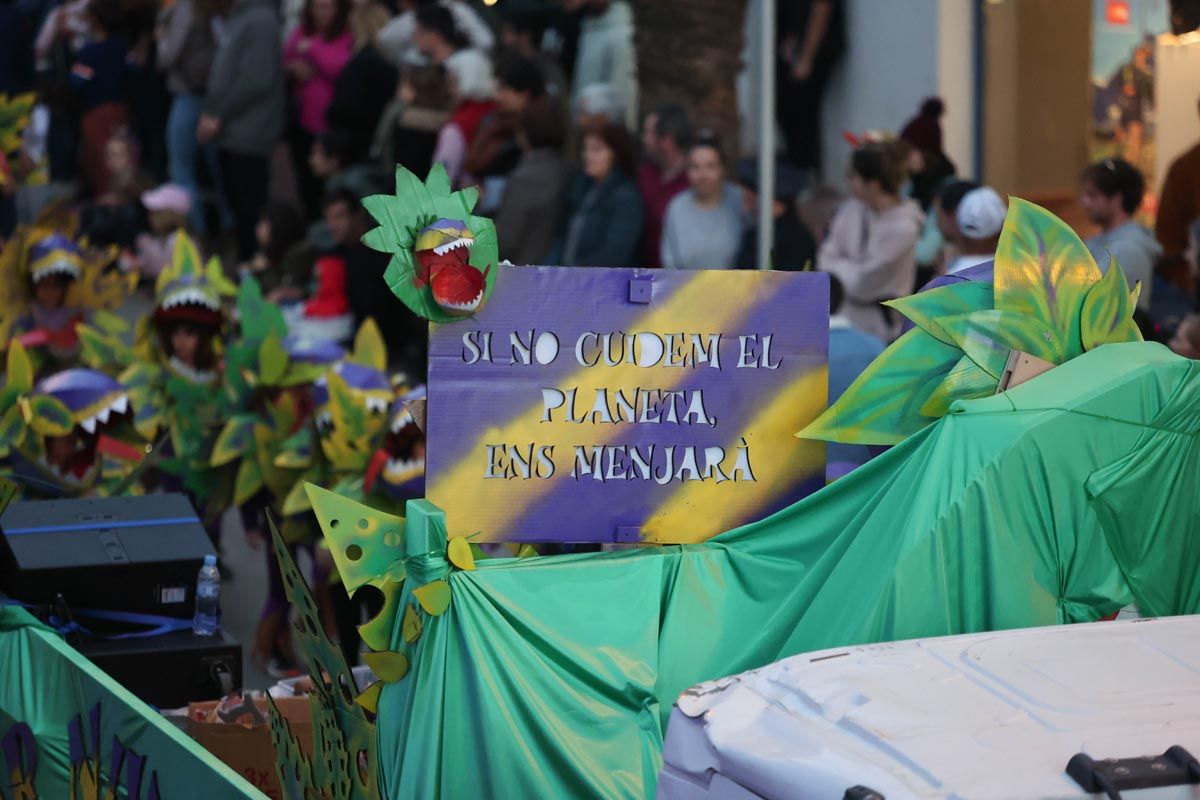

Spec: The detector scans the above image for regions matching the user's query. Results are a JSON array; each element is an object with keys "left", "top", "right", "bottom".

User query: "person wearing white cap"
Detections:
[{"left": 946, "top": 186, "right": 1006, "bottom": 275}]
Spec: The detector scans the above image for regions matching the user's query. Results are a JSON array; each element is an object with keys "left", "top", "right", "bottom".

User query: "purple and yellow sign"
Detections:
[{"left": 426, "top": 267, "right": 829, "bottom": 543}]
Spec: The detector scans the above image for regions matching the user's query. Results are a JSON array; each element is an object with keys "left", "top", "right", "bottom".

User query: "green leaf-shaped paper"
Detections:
[
  {"left": 6, "top": 341, "right": 33, "bottom": 396},
  {"left": 885, "top": 281, "right": 994, "bottom": 346},
  {"left": 401, "top": 603, "right": 422, "bottom": 644},
  {"left": 350, "top": 319, "right": 387, "bottom": 371},
  {"left": 259, "top": 335, "right": 288, "bottom": 387},
  {"left": 211, "top": 415, "right": 256, "bottom": 466},
  {"left": 933, "top": 309, "right": 1065, "bottom": 379},
  {"left": 798, "top": 328, "right": 962, "bottom": 445},
  {"left": 362, "top": 650, "right": 410, "bottom": 683},
  {"left": 25, "top": 395, "right": 73, "bottom": 437},
  {"left": 233, "top": 456, "right": 263, "bottom": 506},
  {"left": 919, "top": 356, "right": 997, "bottom": 417},
  {"left": 0, "top": 405, "right": 25, "bottom": 454},
  {"left": 305, "top": 483, "right": 407, "bottom": 593},
  {"left": 413, "top": 579, "right": 451, "bottom": 616},
  {"left": 359, "top": 580, "right": 404, "bottom": 652},
  {"left": 362, "top": 164, "right": 499, "bottom": 323},
  {"left": 1081, "top": 257, "right": 1142, "bottom": 350},
  {"left": 993, "top": 198, "right": 1101, "bottom": 356}
]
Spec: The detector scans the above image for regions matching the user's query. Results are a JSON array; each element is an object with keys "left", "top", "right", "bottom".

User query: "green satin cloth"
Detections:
[
  {"left": 377, "top": 342, "right": 1200, "bottom": 799},
  {"left": 0, "top": 606, "right": 260, "bottom": 797}
]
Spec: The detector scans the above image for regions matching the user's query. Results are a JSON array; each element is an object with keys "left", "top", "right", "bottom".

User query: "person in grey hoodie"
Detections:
[
  {"left": 197, "top": 0, "right": 286, "bottom": 260},
  {"left": 1080, "top": 158, "right": 1161, "bottom": 312},
  {"left": 819, "top": 139, "right": 924, "bottom": 342}
]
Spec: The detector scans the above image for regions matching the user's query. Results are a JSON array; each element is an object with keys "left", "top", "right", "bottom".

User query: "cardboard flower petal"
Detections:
[
  {"left": 799, "top": 198, "right": 1143, "bottom": 445},
  {"left": 362, "top": 165, "right": 499, "bottom": 322}
]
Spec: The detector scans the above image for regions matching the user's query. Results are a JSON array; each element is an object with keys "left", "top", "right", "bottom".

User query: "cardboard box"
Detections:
[{"left": 187, "top": 696, "right": 312, "bottom": 799}]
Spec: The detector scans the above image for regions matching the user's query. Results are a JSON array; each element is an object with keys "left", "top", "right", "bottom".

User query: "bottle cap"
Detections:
[{"left": 204, "top": 554, "right": 217, "bottom": 566}]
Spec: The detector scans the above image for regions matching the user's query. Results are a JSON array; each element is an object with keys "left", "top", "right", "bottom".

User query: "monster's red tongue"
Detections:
[{"left": 431, "top": 263, "right": 486, "bottom": 310}]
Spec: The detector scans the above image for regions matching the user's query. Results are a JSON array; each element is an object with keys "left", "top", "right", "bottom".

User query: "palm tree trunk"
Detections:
[{"left": 630, "top": 0, "right": 749, "bottom": 154}]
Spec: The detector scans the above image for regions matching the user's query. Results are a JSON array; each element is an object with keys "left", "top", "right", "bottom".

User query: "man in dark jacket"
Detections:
[{"left": 197, "top": 0, "right": 285, "bottom": 260}]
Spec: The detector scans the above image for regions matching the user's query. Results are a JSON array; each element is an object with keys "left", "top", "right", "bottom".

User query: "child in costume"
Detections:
[
  {"left": 133, "top": 183, "right": 192, "bottom": 280},
  {"left": 0, "top": 340, "right": 142, "bottom": 498}
]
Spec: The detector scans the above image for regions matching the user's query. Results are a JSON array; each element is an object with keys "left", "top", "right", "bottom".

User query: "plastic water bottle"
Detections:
[{"left": 193, "top": 555, "right": 221, "bottom": 636}]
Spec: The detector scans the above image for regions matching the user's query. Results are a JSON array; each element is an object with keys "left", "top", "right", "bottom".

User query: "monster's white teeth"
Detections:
[
  {"left": 317, "top": 410, "right": 333, "bottom": 429},
  {"left": 432, "top": 237, "right": 472, "bottom": 256},
  {"left": 390, "top": 410, "right": 414, "bottom": 434},
  {"left": 440, "top": 288, "right": 484, "bottom": 313},
  {"left": 111, "top": 395, "right": 129, "bottom": 415},
  {"left": 76, "top": 393, "right": 131, "bottom": 435},
  {"left": 80, "top": 417, "right": 97, "bottom": 434},
  {"left": 366, "top": 397, "right": 389, "bottom": 414},
  {"left": 33, "top": 262, "right": 81, "bottom": 282},
  {"left": 163, "top": 288, "right": 220, "bottom": 312},
  {"left": 384, "top": 457, "right": 425, "bottom": 477}
]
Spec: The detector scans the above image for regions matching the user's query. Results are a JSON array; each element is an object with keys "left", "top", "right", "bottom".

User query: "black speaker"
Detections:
[
  {"left": 77, "top": 629, "right": 243, "bottom": 708},
  {"left": 0, "top": 494, "right": 213, "bottom": 616}
]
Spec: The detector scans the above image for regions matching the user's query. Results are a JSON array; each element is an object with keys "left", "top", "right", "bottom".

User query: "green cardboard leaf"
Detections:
[
  {"left": 933, "top": 309, "right": 1065, "bottom": 379},
  {"left": 920, "top": 356, "right": 998, "bottom": 417},
  {"left": 1081, "top": 257, "right": 1142, "bottom": 350},
  {"left": 350, "top": 319, "right": 387, "bottom": 371},
  {"left": 362, "top": 650, "right": 410, "bottom": 683},
  {"left": 259, "top": 335, "right": 289, "bottom": 387},
  {"left": 993, "top": 198, "right": 1101, "bottom": 357},
  {"left": 413, "top": 579, "right": 451, "bottom": 616},
  {"left": 26, "top": 395, "right": 73, "bottom": 437},
  {"left": 359, "top": 581, "right": 404, "bottom": 652},
  {"left": 354, "top": 681, "right": 384, "bottom": 713},
  {"left": 211, "top": 415, "right": 256, "bottom": 466},
  {"left": 233, "top": 456, "right": 263, "bottom": 506},
  {"left": 448, "top": 537, "right": 475, "bottom": 571},
  {"left": 6, "top": 341, "right": 33, "bottom": 395},
  {"left": 305, "top": 483, "right": 407, "bottom": 593},
  {"left": 401, "top": 603, "right": 422, "bottom": 644},
  {"left": 885, "top": 281, "right": 994, "bottom": 346},
  {"left": 798, "top": 328, "right": 962, "bottom": 445}
]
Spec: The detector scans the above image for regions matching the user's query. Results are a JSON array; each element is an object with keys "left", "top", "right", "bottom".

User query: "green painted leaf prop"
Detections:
[
  {"left": 798, "top": 328, "right": 963, "bottom": 445},
  {"left": 282, "top": 479, "right": 313, "bottom": 516},
  {"left": 993, "top": 198, "right": 1101, "bottom": 356},
  {"left": 0, "top": 405, "right": 25, "bottom": 455},
  {"left": 401, "top": 602, "right": 422, "bottom": 644},
  {"left": 233, "top": 456, "right": 263, "bottom": 507},
  {"left": 919, "top": 356, "right": 997, "bottom": 418},
  {"left": 933, "top": 309, "right": 1065, "bottom": 379},
  {"left": 413, "top": 579, "right": 451, "bottom": 616},
  {"left": 885, "top": 281, "right": 994, "bottom": 346},
  {"left": 360, "top": 580, "right": 404, "bottom": 652},
  {"left": 267, "top": 519, "right": 378, "bottom": 800},
  {"left": 259, "top": 335, "right": 289, "bottom": 387},
  {"left": 350, "top": 318, "right": 387, "bottom": 371},
  {"left": 362, "top": 650, "right": 410, "bottom": 682},
  {"left": 6, "top": 340, "right": 34, "bottom": 396},
  {"left": 211, "top": 415, "right": 256, "bottom": 466},
  {"left": 362, "top": 164, "right": 500, "bottom": 323},
  {"left": 354, "top": 681, "right": 384, "bottom": 714},
  {"left": 1081, "top": 257, "right": 1142, "bottom": 350},
  {"left": 305, "top": 482, "right": 407, "bottom": 592},
  {"left": 23, "top": 395, "right": 73, "bottom": 437},
  {"left": 448, "top": 536, "right": 475, "bottom": 571},
  {"left": 91, "top": 308, "right": 128, "bottom": 334}
]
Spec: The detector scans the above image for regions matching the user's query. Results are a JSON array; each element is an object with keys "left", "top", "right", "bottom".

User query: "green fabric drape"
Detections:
[
  {"left": 375, "top": 343, "right": 1200, "bottom": 799},
  {"left": 0, "top": 606, "right": 261, "bottom": 797}
]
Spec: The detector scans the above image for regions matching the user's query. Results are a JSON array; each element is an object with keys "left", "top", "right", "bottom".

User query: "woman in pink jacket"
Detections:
[{"left": 284, "top": 0, "right": 353, "bottom": 216}]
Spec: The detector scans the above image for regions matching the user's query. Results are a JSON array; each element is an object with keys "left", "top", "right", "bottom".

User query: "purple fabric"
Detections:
[{"left": 33, "top": 368, "right": 123, "bottom": 413}]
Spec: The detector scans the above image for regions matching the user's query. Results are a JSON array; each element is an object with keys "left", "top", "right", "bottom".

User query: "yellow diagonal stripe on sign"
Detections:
[
  {"left": 429, "top": 270, "right": 768, "bottom": 540},
  {"left": 640, "top": 367, "right": 828, "bottom": 544}
]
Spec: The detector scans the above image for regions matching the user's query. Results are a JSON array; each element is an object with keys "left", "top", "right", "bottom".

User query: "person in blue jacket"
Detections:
[{"left": 549, "top": 121, "right": 643, "bottom": 267}]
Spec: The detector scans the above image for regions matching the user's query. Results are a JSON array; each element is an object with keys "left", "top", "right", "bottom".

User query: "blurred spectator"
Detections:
[
  {"left": 900, "top": 97, "right": 957, "bottom": 280},
  {"left": 638, "top": 104, "right": 691, "bottom": 268},
  {"left": 733, "top": 157, "right": 814, "bottom": 270},
  {"left": 575, "top": 82, "right": 624, "bottom": 129},
  {"left": 284, "top": 0, "right": 353, "bottom": 216},
  {"left": 199, "top": 0, "right": 285, "bottom": 261},
  {"left": 932, "top": 179, "right": 978, "bottom": 272},
  {"left": 1169, "top": 313, "right": 1200, "bottom": 359},
  {"left": 81, "top": 128, "right": 151, "bottom": 246},
  {"left": 946, "top": 186, "right": 1004, "bottom": 275},
  {"left": 567, "top": 0, "right": 635, "bottom": 131},
  {"left": 374, "top": 64, "right": 450, "bottom": 177},
  {"left": 776, "top": 0, "right": 844, "bottom": 176},
  {"left": 0, "top": 0, "right": 34, "bottom": 95},
  {"left": 1080, "top": 158, "right": 1160, "bottom": 311},
  {"left": 818, "top": 139, "right": 922, "bottom": 340},
  {"left": 133, "top": 182, "right": 190, "bottom": 278},
  {"left": 434, "top": 48, "right": 496, "bottom": 186},
  {"left": 1157, "top": 96, "right": 1200, "bottom": 289},
  {"left": 551, "top": 122, "right": 643, "bottom": 267},
  {"left": 495, "top": 95, "right": 570, "bottom": 265},
  {"left": 325, "top": 2, "right": 396, "bottom": 166},
  {"left": 660, "top": 136, "right": 743, "bottom": 270},
  {"left": 377, "top": 0, "right": 493, "bottom": 68},
  {"left": 156, "top": 0, "right": 230, "bottom": 238},
  {"left": 35, "top": 0, "right": 92, "bottom": 69},
  {"left": 241, "top": 199, "right": 315, "bottom": 302},
  {"left": 826, "top": 272, "right": 884, "bottom": 480},
  {"left": 465, "top": 53, "right": 545, "bottom": 181},
  {"left": 69, "top": 0, "right": 131, "bottom": 196},
  {"left": 412, "top": 3, "right": 466, "bottom": 65},
  {"left": 499, "top": 8, "right": 567, "bottom": 99},
  {"left": 309, "top": 128, "right": 384, "bottom": 199}
]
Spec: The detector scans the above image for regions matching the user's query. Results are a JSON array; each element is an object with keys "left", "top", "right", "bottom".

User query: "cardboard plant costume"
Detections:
[
  {"left": 0, "top": 219, "right": 133, "bottom": 371},
  {"left": 362, "top": 164, "right": 499, "bottom": 322},
  {"left": 374, "top": 384, "right": 426, "bottom": 503},
  {"left": 0, "top": 341, "right": 141, "bottom": 498},
  {"left": 0, "top": 92, "right": 34, "bottom": 188},
  {"left": 263, "top": 199, "right": 1200, "bottom": 799}
]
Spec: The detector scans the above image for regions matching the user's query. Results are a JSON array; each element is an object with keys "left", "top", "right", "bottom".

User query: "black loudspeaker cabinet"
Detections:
[
  {"left": 0, "top": 494, "right": 213, "bottom": 616},
  {"left": 76, "top": 629, "right": 243, "bottom": 709}
]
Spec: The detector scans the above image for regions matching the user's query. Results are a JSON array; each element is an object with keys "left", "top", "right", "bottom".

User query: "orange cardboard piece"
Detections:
[{"left": 187, "top": 696, "right": 312, "bottom": 800}]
